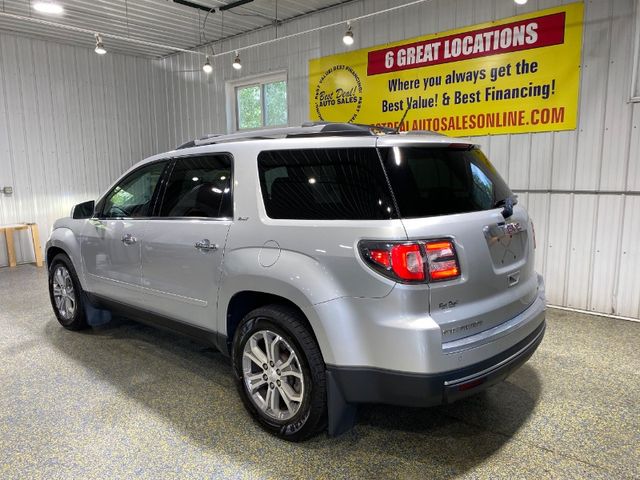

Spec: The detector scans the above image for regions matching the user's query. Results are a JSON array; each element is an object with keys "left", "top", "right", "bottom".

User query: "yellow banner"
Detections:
[{"left": 309, "top": 3, "right": 583, "bottom": 136}]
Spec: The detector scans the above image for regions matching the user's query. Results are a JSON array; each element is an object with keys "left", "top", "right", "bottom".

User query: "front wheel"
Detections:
[
  {"left": 48, "top": 253, "right": 88, "bottom": 330},
  {"left": 232, "top": 305, "right": 327, "bottom": 441}
]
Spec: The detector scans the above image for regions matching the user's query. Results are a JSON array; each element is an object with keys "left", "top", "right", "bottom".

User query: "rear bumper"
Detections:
[{"left": 327, "top": 319, "right": 545, "bottom": 407}]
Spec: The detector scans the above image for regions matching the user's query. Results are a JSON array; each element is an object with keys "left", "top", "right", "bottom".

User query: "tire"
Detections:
[
  {"left": 48, "top": 253, "right": 88, "bottom": 331},
  {"left": 232, "top": 305, "right": 327, "bottom": 441}
]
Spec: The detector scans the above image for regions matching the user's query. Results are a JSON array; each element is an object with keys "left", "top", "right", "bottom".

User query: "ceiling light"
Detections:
[
  {"left": 514, "top": 0, "right": 527, "bottom": 4},
  {"left": 343, "top": 23, "right": 354, "bottom": 46},
  {"left": 232, "top": 52, "right": 242, "bottom": 70},
  {"left": 94, "top": 34, "right": 106, "bottom": 55},
  {"left": 202, "top": 56, "right": 213, "bottom": 74},
  {"left": 33, "top": 1, "right": 64, "bottom": 15}
]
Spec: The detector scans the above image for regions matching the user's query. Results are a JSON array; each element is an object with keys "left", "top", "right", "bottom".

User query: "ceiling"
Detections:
[{"left": 0, "top": 0, "right": 353, "bottom": 57}]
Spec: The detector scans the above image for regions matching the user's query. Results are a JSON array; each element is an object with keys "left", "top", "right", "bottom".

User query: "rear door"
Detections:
[
  {"left": 379, "top": 143, "right": 538, "bottom": 343},
  {"left": 80, "top": 160, "right": 168, "bottom": 307},
  {"left": 139, "top": 154, "right": 233, "bottom": 329}
]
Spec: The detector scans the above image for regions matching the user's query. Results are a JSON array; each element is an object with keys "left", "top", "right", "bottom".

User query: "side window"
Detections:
[
  {"left": 159, "top": 155, "right": 232, "bottom": 218},
  {"left": 101, "top": 161, "right": 167, "bottom": 218},
  {"left": 257, "top": 148, "right": 396, "bottom": 220}
]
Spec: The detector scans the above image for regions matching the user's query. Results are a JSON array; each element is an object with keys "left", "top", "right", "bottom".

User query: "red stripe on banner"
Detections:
[{"left": 367, "top": 12, "right": 566, "bottom": 76}]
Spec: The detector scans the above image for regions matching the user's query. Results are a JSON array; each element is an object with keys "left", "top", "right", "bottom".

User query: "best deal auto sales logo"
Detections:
[{"left": 313, "top": 64, "right": 363, "bottom": 123}]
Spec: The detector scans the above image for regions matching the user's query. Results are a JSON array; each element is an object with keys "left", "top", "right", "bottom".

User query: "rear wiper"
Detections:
[{"left": 494, "top": 195, "right": 518, "bottom": 219}]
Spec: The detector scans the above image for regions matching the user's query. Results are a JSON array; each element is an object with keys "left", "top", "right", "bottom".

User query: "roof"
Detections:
[{"left": 176, "top": 122, "right": 449, "bottom": 149}]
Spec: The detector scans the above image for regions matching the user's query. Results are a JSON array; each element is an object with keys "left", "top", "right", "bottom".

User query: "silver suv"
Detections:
[{"left": 46, "top": 123, "right": 546, "bottom": 441}]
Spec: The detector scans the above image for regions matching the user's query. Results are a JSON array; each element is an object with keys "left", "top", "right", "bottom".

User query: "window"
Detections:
[
  {"left": 258, "top": 148, "right": 397, "bottom": 220},
  {"left": 159, "top": 155, "right": 232, "bottom": 218},
  {"left": 232, "top": 74, "right": 288, "bottom": 130},
  {"left": 101, "top": 161, "right": 167, "bottom": 218},
  {"left": 380, "top": 147, "right": 512, "bottom": 218}
]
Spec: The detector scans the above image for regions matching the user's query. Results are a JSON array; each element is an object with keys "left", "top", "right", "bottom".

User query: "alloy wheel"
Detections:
[
  {"left": 52, "top": 265, "right": 76, "bottom": 320},
  {"left": 242, "top": 328, "right": 305, "bottom": 421}
]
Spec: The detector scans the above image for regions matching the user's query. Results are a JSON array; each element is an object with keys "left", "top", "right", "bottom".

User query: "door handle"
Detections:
[
  {"left": 195, "top": 239, "right": 218, "bottom": 252},
  {"left": 121, "top": 234, "right": 137, "bottom": 246}
]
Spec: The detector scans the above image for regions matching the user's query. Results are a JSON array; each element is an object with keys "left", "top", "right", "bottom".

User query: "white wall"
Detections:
[
  {"left": 0, "top": 0, "right": 638, "bottom": 320},
  {"left": 0, "top": 32, "right": 171, "bottom": 267}
]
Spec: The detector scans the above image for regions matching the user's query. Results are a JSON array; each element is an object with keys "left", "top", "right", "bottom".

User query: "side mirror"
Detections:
[{"left": 72, "top": 200, "right": 95, "bottom": 219}]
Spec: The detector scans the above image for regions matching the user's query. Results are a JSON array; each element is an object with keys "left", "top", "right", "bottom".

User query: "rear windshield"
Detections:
[
  {"left": 258, "top": 148, "right": 397, "bottom": 220},
  {"left": 379, "top": 146, "right": 512, "bottom": 218}
]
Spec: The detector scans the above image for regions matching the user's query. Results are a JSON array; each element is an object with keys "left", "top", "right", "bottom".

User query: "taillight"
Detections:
[
  {"left": 425, "top": 241, "right": 460, "bottom": 280},
  {"left": 391, "top": 244, "right": 424, "bottom": 281},
  {"left": 359, "top": 239, "right": 460, "bottom": 283},
  {"left": 369, "top": 249, "right": 391, "bottom": 268}
]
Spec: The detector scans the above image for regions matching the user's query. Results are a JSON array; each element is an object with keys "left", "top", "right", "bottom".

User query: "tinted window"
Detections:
[
  {"left": 159, "top": 155, "right": 232, "bottom": 218},
  {"left": 101, "top": 161, "right": 167, "bottom": 218},
  {"left": 258, "top": 148, "right": 396, "bottom": 220},
  {"left": 380, "top": 146, "right": 512, "bottom": 218}
]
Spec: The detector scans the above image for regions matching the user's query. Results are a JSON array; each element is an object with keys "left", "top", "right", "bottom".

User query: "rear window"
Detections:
[
  {"left": 258, "top": 148, "right": 397, "bottom": 220},
  {"left": 380, "top": 146, "right": 512, "bottom": 218}
]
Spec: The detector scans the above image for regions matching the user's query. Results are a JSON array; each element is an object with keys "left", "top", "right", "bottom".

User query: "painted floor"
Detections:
[{"left": 0, "top": 265, "right": 638, "bottom": 479}]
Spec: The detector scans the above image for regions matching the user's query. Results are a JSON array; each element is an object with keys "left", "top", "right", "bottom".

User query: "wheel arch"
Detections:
[
  {"left": 46, "top": 245, "right": 68, "bottom": 268},
  {"left": 220, "top": 283, "right": 334, "bottom": 364},
  {"left": 46, "top": 228, "right": 87, "bottom": 289}
]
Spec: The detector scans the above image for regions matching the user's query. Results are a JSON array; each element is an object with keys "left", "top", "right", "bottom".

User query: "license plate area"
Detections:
[{"left": 484, "top": 221, "right": 527, "bottom": 268}]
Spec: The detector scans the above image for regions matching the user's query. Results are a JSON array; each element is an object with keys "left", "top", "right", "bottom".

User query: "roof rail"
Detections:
[
  {"left": 175, "top": 122, "right": 398, "bottom": 149},
  {"left": 403, "top": 130, "right": 440, "bottom": 136},
  {"left": 297, "top": 122, "right": 397, "bottom": 136}
]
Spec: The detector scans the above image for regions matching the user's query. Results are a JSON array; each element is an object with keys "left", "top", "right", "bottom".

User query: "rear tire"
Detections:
[
  {"left": 48, "top": 253, "right": 88, "bottom": 331},
  {"left": 232, "top": 305, "right": 327, "bottom": 441}
]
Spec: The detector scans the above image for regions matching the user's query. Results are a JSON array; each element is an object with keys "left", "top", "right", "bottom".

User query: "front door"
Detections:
[
  {"left": 80, "top": 160, "right": 168, "bottom": 308},
  {"left": 140, "top": 154, "right": 233, "bottom": 330}
]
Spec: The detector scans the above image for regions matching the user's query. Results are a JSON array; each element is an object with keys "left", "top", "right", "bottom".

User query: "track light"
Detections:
[
  {"left": 203, "top": 56, "right": 213, "bottom": 74},
  {"left": 232, "top": 52, "right": 242, "bottom": 70},
  {"left": 33, "top": 1, "right": 64, "bottom": 15},
  {"left": 94, "top": 34, "right": 106, "bottom": 55},
  {"left": 343, "top": 23, "right": 354, "bottom": 46},
  {"left": 514, "top": 0, "right": 528, "bottom": 4}
]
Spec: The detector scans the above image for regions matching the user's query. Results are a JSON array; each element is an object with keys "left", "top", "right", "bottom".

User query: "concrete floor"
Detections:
[{"left": 0, "top": 265, "right": 638, "bottom": 479}]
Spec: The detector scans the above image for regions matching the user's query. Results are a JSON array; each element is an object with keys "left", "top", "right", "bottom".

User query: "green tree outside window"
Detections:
[{"left": 236, "top": 80, "right": 287, "bottom": 130}]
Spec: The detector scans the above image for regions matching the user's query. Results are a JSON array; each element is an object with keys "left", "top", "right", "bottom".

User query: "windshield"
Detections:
[{"left": 379, "top": 146, "right": 512, "bottom": 218}]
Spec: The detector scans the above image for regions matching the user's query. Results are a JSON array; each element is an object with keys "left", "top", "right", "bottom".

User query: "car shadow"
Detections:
[{"left": 44, "top": 315, "right": 541, "bottom": 478}]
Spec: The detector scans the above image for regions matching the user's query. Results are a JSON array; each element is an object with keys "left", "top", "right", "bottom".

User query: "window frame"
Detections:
[
  {"left": 94, "top": 159, "right": 171, "bottom": 220},
  {"left": 225, "top": 71, "right": 288, "bottom": 132},
  {"left": 152, "top": 152, "right": 235, "bottom": 221}
]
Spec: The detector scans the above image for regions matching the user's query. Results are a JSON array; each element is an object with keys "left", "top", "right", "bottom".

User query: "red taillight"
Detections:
[
  {"left": 391, "top": 244, "right": 425, "bottom": 281},
  {"left": 359, "top": 239, "right": 460, "bottom": 283},
  {"left": 369, "top": 249, "right": 391, "bottom": 268}
]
